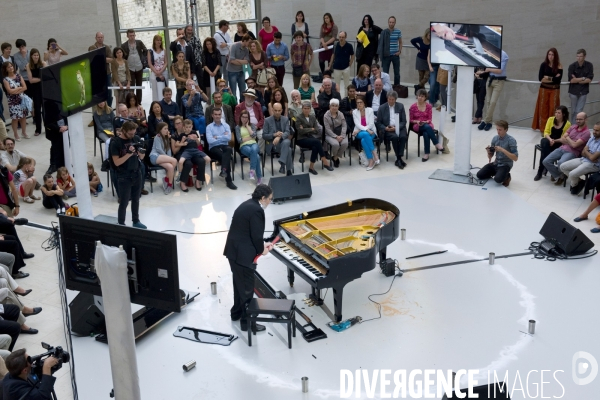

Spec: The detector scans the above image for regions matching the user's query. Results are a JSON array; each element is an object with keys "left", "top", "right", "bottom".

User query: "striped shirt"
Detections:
[{"left": 389, "top": 29, "right": 402, "bottom": 54}]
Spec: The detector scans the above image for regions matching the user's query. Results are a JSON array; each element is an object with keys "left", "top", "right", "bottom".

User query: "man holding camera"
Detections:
[
  {"left": 109, "top": 121, "right": 147, "bottom": 229},
  {"left": 2, "top": 349, "right": 58, "bottom": 399},
  {"left": 476, "top": 120, "right": 518, "bottom": 187}
]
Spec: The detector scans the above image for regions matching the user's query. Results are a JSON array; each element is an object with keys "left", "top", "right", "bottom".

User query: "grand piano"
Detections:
[
  {"left": 266, "top": 199, "right": 399, "bottom": 322},
  {"left": 443, "top": 24, "right": 502, "bottom": 68}
]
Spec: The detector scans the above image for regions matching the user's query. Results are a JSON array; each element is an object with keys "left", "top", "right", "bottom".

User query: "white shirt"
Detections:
[
  {"left": 214, "top": 30, "right": 232, "bottom": 56},
  {"left": 372, "top": 92, "right": 381, "bottom": 113},
  {"left": 389, "top": 112, "right": 396, "bottom": 127}
]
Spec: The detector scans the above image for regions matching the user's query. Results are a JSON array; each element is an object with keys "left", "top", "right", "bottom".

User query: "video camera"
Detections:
[
  {"left": 28, "top": 342, "right": 70, "bottom": 378},
  {"left": 127, "top": 138, "right": 146, "bottom": 154}
]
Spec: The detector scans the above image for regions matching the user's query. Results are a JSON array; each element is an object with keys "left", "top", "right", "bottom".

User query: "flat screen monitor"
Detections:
[
  {"left": 41, "top": 47, "right": 108, "bottom": 118},
  {"left": 58, "top": 216, "right": 181, "bottom": 313},
  {"left": 430, "top": 22, "right": 503, "bottom": 68}
]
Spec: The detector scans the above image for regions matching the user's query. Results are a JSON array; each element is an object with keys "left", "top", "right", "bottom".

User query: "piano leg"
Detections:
[
  {"left": 332, "top": 284, "right": 345, "bottom": 322},
  {"left": 287, "top": 267, "right": 295, "bottom": 287},
  {"left": 309, "top": 288, "right": 324, "bottom": 306}
]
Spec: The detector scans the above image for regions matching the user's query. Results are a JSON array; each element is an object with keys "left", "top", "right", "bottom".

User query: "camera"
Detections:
[
  {"left": 488, "top": 146, "right": 495, "bottom": 153},
  {"left": 28, "top": 342, "right": 70, "bottom": 378},
  {"left": 128, "top": 139, "right": 146, "bottom": 154}
]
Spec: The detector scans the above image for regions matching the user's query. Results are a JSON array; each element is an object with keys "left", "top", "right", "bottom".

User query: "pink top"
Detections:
[
  {"left": 409, "top": 102, "right": 434, "bottom": 131},
  {"left": 361, "top": 116, "right": 366, "bottom": 126},
  {"left": 560, "top": 125, "right": 591, "bottom": 157},
  {"left": 258, "top": 26, "right": 279, "bottom": 52},
  {"left": 47, "top": 50, "right": 62, "bottom": 66}
]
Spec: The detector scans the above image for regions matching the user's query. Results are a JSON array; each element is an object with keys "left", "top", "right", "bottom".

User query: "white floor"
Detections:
[{"left": 8, "top": 81, "right": 600, "bottom": 399}]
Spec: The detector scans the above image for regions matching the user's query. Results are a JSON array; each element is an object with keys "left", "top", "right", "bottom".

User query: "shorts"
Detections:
[
  {"left": 150, "top": 153, "right": 159, "bottom": 165},
  {"left": 180, "top": 148, "right": 207, "bottom": 160},
  {"left": 19, "top": 185, "right": 25, "bottom": 197}
]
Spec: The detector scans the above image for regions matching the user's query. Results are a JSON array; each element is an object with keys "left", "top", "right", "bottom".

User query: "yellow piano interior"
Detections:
[{"left": 280, "top": 209, "right": 396, "bottom": 259}]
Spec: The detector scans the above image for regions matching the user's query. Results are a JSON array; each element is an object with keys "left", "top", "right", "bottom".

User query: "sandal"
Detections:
[
  {"left": 23, "top": 196, "right": 34, "bottom": 203},
  {"left": 30, "top": 194, "right": 41, "bottom": 200}
]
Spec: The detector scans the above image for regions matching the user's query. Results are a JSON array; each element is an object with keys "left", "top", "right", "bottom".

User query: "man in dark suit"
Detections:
[
  {"left": 366, "top": 78, "right": 387, "bottom": 117},
  {"left": 263, "top": 104, "right": 293, "bottom": 176},
  {"left": 2, "top": 348, "right": 59, "bottom": 399},
  {"left": 223, "top": 185, "right": 274, "bottom": 332},
  {"left": 169, "top": 28, "right": 195, "bottom": 65},
  {"left": 376, "top": 91, "right": 407, "bottom": 169}
]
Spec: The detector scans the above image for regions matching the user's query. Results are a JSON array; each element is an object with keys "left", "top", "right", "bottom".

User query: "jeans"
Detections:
[
  {"left": 356, "top": 131, "right": 376, "bottom": 159},
  {"left": 296, "top": 137, "right": 326, "bottom": 163},
  {"left": 228, "top": 71, "right": 246, "bottom": 102},
  {"left": 560, "top": 157, "right": 600, "bottom": 187},
  {"left": 240, "top": 143, "right": 262, "bottom": 179},
  {"left": 569, "top": 93, "right": 587, "bottom": 125},
  {"left": 541, "top": 147, "right": 575, "bottom": 178},
  {"left": 416, "top": 124, "right": 438, "bottom": 154},
  {"left": 106, "top": 74, "right": 113, "bottom": 107},
  {"left": 477, "top": 163, "right": 511, "bottom": 184},
  {"left": 115, "top": 169, "right": 142, "bottom": 225},
  {"left": 382, "top": 54, "right": 400, "bottom": 85},
  {"left": 188, "top": 115, "right": 206, "bottom": 134},
  {"left": 428, "top": 65, "right": 440, "bottom": 105}
]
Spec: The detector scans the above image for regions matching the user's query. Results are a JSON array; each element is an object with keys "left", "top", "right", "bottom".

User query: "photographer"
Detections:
[
  {"left": 2, "top": 349, "right": 58, "bottom": 400},
  {"left": 109, "top": 121, "right": 147, "bottom": 229},
  {"left": 476, "top": 120, "right": 518, "bottom": 187}
]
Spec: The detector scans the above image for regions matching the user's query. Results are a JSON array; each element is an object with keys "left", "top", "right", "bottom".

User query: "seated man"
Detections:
[
  {"left": 159, "top": 87, "right": 180, "bottom": 130},
  {"left": 340, "top": 84, "right": 358, "bottom": 134},
  {"left": 235, "top": 89, "right": 265, "bottom": 152},
  {"left": 560, "top": 121, "right": 600, "bottom": 195},
  {"left": 206, "top": 91, "right": 235, "bottom": 140},
  {"left": 376, "top": 91, "right": 407, "bottom": 169},
  {"left": 182, "top": 80, "right": 209, "bottom": 134},
  {"left": 206, "top": 108, "right": 237, "bottom": 190},
  {"left": 0, "top": 139, "right": 38, "bottom": 192},
  {"left": 366, "top": 78, "right": 387, "bottom": 117},
  {"left": 317, "top": 78, "right": 341, "bottom": 120},
  {"left": 542, "top": 112, "right": 591, "bottom": 186},
  {"left": 0, "top": 305, "right": 23, "bottom": 353},
  {"left": 112, "top": 103, "right": 130, "bottom": 134},
  {"left": 476, "top": 120, "right": 518, "bottom": 186},
  {"left": 263, "top": 103, "right": 293, "bottom": 176},
  {"left": 245, "top": 77, "right": 266, "bottom": 113},
  {"left": 370, "top": 63, "right": 392, "bottom": 92},
  {"left": 214, "top": 78, "right": 238, "bottom": 108},
  {"left": 3, "top": 348, "right": 59, "bottom": 399}
]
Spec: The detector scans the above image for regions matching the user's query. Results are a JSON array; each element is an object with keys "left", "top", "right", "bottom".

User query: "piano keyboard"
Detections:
[
  {"left": 273, "top": 242, "right": 328, "bottom": 282},
  {"left": 446, "top": 39, "right": 499, "bottom": 68}
]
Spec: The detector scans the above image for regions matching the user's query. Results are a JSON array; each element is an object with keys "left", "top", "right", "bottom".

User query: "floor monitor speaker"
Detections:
[
  {"left": 69, "top": 292, "right": 105, "bottom": 336},
  {"left": 539, "top": 212, "right": 594, "bottom": 256},
  {"left": 269, "top": 173, "right": 312, "bottom": 202}
]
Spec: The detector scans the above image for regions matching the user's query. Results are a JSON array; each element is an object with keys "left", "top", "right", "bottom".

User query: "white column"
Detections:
[
  {"left": 66, "top": 112, "right": 93, "bottom": 219},
  {"left": 453, "top": 66, "right": 475, "bottom": 176}
]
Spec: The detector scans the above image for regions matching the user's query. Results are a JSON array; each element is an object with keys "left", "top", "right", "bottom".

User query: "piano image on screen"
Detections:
[
  {"left": 430, "top": 23, "right": 502, "bottom": 69},
  {"left": 267, "top": 198, "right": 399, "bottom": 322}
]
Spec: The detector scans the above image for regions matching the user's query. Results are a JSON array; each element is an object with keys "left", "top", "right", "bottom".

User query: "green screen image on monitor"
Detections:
[{"left": 59, "top": 59, "right": 93, "bottom": 113}]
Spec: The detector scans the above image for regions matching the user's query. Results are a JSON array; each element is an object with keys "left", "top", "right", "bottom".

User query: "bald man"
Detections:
[{"left": 89, "top": 32, "right": 113, "bottom": 107}]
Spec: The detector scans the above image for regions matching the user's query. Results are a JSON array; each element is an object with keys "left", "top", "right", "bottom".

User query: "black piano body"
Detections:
[{"left": 445, "top": 24, "right": 501, "bottom": 68}]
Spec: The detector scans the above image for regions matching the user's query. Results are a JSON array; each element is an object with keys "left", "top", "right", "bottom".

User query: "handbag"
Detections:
[
  {"left": 333, "top": 124, "right": 343, "bottom": 136},
  {"left": 21, "top": 94, "right": 33, "bottom": 112},
  {"left": 393, "top": 84, "right": 409, "bottom": 99},
  {"left": 358, "top": 150, "right": 369, "bottom": 167},
  {"left": 257, "top": 67, "right": 276, "bottom": 86}
]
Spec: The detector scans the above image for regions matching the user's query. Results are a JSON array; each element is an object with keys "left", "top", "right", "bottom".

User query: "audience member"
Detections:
[
  {"left": 235, "top": 90, "right": 265, "bottom": 153},
  {"left": 0, "top": 43, "right": 14, "bottom": 67},
  {"left": 318, "top": 13, "right": 338, "bottom": 74},
  {"left": 476, "top": 120, "right": 518, "bottom": 186},
  {"left": 356, "top": 15, "right": 382, "bottom": 70},
  {"left": 366, "top": 78, "right": 387, "bottom": 116},
  {"left": 266, "top": 32, "right": 289, "bottom": 86},
  {"left": 169, "top": 28, "right": 193, "bottom": 65},
  {"left": 573, "top": 193, "right": 600, "bottom": 233},
  {"left": 177, "top": 120, "right": 210, "bottom": 187},
  {"left": 93, "top": 101, "right": 116, "bottom": 139},
  {"left": 41, "top": 174, "right": 66, "bottom": 215},
  {"left": 3, "top": 348, "right": 59, "bottom": 398},
  {"left": 228, "top": 35, "right": 251, "bottom": 100},
  {"left": 296, "top": 101, "right": 334, "bottom": 175},
  {"left": 88, "top": 162, "right": 102, "bottom": 197},
  {"left": 201, "top": 37, "right": 221, "bottom": 99},
  {"left": 331, "top": 32, "right": 354, "bottom": 97},
  {"left": 258, "top": 16, "right": 279, "bottom": 52},
  {"left": 206, "top": 92, "right": 235, "bottom": 143},
  {"left": 352, "top": 65, "right": 371, "bottom": 97},
  {"left": 323, "top": 98, "right": 348, "bottom": 167},
  {"left": 322, "top": 70, "right": 338, "bottom": 93},
  {"left": 352, "top": 95, "right": 379, "bottom": 170},
  {"left": 182, "top": 80, "right": 208, "bottom": 134},
  {"left": 0, "top": 167, "right": 19, "bottom": 218},
  {"left": 184, "top": 24, "right": 204, "bottom": 89},
  {"left": 13, "top": 158, "right": 38, "bottom": 204},
  {"left": 298, "top": 74, "right": 316, "bottom": 102},
  {"left": 235, "top": 22, "right": 256, "bottom": 42},
  {"left": 147, "top": 101, "right": 170, "bottom": 139},
  {"left": 43, "top": 38, "right": 67, "bottom": 65},
  {"left": 291, "top": 11, "right": 309, "bottom": 43},
  {"left": 206, "top": 108, "right": 236, "bottom": 190},
  {"left": 291, "top": 31, "right": 313, "bottom": 89},
  {"left": 535, "top": 105, "right": 571, "bottom": 181},
  {"left": 148, "top": 35, "right": 168, "bottom": 102},
  {"left": 410, "top": 29, "right": 431, "bottom": 93},
  {"left": 245, "top": 77, "right": 266, "bottom": 112},
  {"left": 1, "top": 138, "right": 27, "bottom": 173},
  {"left": 289, "top": 90, "right": 314, "bottom": 119},
  {"left": 532, "top": 48, "right": 562, "bottom": 131},
  {"left": 88, "top": 32, "right": 113, "bottom": 107},
  {"left": 160, "top": 88, "right": 180, "bottom": 130},
  {"left": 567, "top": 49, "right": 594, "bottom": 125},
  {"left": 268, "top": 88, "right": 288, "bottom": 118},
  {"left": 149, "top": 122, "right": 177, "bottom": 194},
  {"left": 370, "top": 64, "right": 392, "bottom": 92},
  {"left": 215, "top": 20, "right": 233, "bottom": 82},
  {"left": 125, "top": 92, "right": 148, "bottom": 138},
  {"left": 471, "top": 66, "right": 488, "bottom": 124},
  {"left": 170, "top": 116, "right": 207, "bottom": 192},
  {"left": 56, "top": 167, "right": 76, "bottom": 198},
  {"left": 12, "top": 40, "right": 29, "bottom": 96},
  {"left": 171, "top": 51, "right": 191, "bottom": 113},
  {"left": 121, "top": 29, "right": 147, "bottom": 104},
  {"left": 263, "top": 76, "right": 281, "bottom": 113},
  {"left": 376, "top": 91, "right": 407, "bottom": 169},
  {"left": 340, "top": 84, "right": 358, "bottom": 133},
  {"left": 437, "top": 64, "right": 452, "bottom": 111},
  {"left": 477, "top": 50, "right": 509, "bottom": 131},
  {"left": 428, "top": 55, "right": 440, "bottom": 106},
  {"left": 560, "top": 121, "right": 600, "bottom": 195},
  {"left": 248, "top": 40, "right": 267, "bottom": 91},
  {"left": 317, "top": 78, "right": 341, "bottom": 113},
  {"left": 42, "top": 101, "right": 67, "bottom": 175},
  {"left": 235, "top": 110, "right": 262, "bottom": 184},
  {"left": 409, "top": 89, "right": 443, "bottom": 162},
  {"left": 25, "top": 49, "right": 45, "bottom": 137},
  {"left": 110, "top": 47, "right": 131, "bottom": 104},
  {"left": 378, "top": 17, "right": 402, "bottom": 86},
  {"left": 2, "top": 62, "right": 28, "bottom": 141},
  {"left": 263, "top": 103, "right": 293, "bottom": 176}
]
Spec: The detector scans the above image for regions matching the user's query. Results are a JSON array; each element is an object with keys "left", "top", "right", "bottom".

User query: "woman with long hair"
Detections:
[
  {"left": 111, "top": 47, "right": 131, "bottom": 104},
  {"left": 93, "top": 101, "right": 115, "bottom": 133},
  {"left": 235, "top": 22, "right": 256, "bottom": 42},
  {"left": 319, "top": 13, "right": 338, "bottom": 74},
  {"left": 536, "top": 105, "right": 571, "bottom": 181},
  {"left": 298, "top": 74, "right": 315, "bottom": 102},
  {"left": 201, "top": 37, "right": 221, "bottom": 99},
  {"left": 268, "top": 88, "right": 288, "bottom": 118},
  {"left": 291, "top": 11, "right": 310, "bottom": 44},
  {"left": 235, "top": 110, "right": 262, "bottom": 184},
  {"left": 2, "top": 62, "right": 28, "bottom": 140},
  {"left": 26, "top": 49, "right": 46, "bottom": 136},
  {"left": 43, "top": 38, "right": 67, "bottom": 65},
  {"left": 410, "top": 28, "right": 431, "bottom": 93},
  {"left": 148, "top": 101, "right": 170, "bottom": 138},
  {"left": 264, "top": 76, "right": 287, "bottom": 114},
  {"left": 248, "top": 40, "right": 268, "bottom": 90},
  {"left": 532, "top": 48, "right": 562, "bottom": 131},
  {"left": 150, "top": 122, "right": 177, "bottom": 194},
  {"left": 170, "top": 51, "right": 190, "bottom": 113},
  {"left": 148, "top": 34, "right": 168, "bottom": 101},
  {"left": 352, "top": 95, "right": 379, "bottom": 170},
  {"left": 356, "top": 15, "right": 382, "bottom": 70},
  {"left": 352, "top": 64, "right": 371, "bottom": 96}
]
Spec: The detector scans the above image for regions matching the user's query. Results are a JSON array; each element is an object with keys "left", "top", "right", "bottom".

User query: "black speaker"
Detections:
[
  {"left": 442, "top": 382, "right": 510, "bottom": 399},
  {"left": 69, "top": 292, "right": 105, "bottom": 336},
  {"left": 268, "top": 173, "right": 312, "bottom": 202},
  {"left": 539, "top": 212, "right": 594, "bottom": 256}
]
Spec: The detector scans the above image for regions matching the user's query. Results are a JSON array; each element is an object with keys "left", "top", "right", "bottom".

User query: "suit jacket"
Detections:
[
  {"left": 120, "top": 40, "right": 147, "bottom": 65},
  {"left": 169, "top": 40, "right": 195, "bottom": 67},
  {"left": 205, "top": 104, "right": 235, "bottom": 130},
  {"left": 223, "top": 198, "right": 265, "bottom": 268},
  {"left": 263, "top": 116, "right": 290, "bottom": 154},
  {"left": 366, "top": 89, "right": 387, "bottom": 109},
  {"left": 376, "top": 102, "right": 407, "bottom": 139},
  {"left": 2, "top": 373, "right": 57, "bottom": 400}
]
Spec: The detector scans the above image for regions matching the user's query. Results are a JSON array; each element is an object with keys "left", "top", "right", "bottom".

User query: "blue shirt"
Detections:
[
  {"left": 370, "top": 72, "right": 392, "bottom": 92},
  {"left": 181, "top": 92, "right": 204, "bottom": 118},
  {"left": 583, "top": 136, "right": 600, "bottom": 167},
  {"left": 206, "top": 121, "right": 231, "bottom": 149},
  {"left": 490, "top": 51, "right": 509, "bottom": 78},
  {"left": 266, "top": 42, "right": 289, "bottom": 66},
  {"left": 389, "top": 29, "right": 402, "bottom": 53},
  {"left": 491, "top": 133, "right": 518, "bottom": 168}
]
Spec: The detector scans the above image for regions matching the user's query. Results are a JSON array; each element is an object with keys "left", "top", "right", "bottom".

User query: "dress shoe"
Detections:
[
  {"left": 13, "top": 218, "right": 28, "bottom": 225},
  {"left": 591, "top": 228, "right": 600, "bottom": 233},
  {"left": 286, "top": 170, "right": 293, "bottom": 176},
  {"left": 477, "top": 122, "right": 486, "bottom": 131},
  {"left": 502, "top": 174, "right": 512, "bottom": 187},
  {"left": 231, "top": 315, "right": 241, "bottom": 322},
  {"left": 15, "top": 289, "right": 32, "bottom": 296},
  {"left": 324, "top": 164, "right": 334, "bottom": 171},
  {"left": 133, "top": 221, "right": 147, "bottom": 229},
  {"left": 226, "top": 181, "right": 238, "bottom": 190},
  {"left": 240, "top": 323, "right": 266, "bottom": 332},
  {"left": 219, "top": 169, "right": 227, "bottom": 178},
  {"left": 571, "top": 180, "right": 585, "bottom": 195},
  {"left": 141, "top": 189, "right": 149, "bottom": 195},
  {"left": 12, "top": 272, "right": 29, "bottom": 279},
  {"left": 421, "top": 157, "right": 429, "bottom": 162},
  {"left": 308, "top": 168, "right": 318, "bottom": 175},
  {"left": 484, "top": 123, "right": 493, "bottom": 131},
  {"left": 145, "top": 175, "right": 157, "bottom": 183},
  {"left": 395, "top": 160, "right": 404, "bottom": 169},
  {"left": 573, "top": 217, "right": 588, "bottom": 222},
  {"left": 20, "top": 328, "right": 38, "bottom": 334},
  {"left": 554, "top": 176, "right": 565, "bottom": 186},
  {"left": 23, "top": 307, "right": 42, "bottom": 317},
  {"left": 279, "top": 163, "right": 285, "bottom": 174},
  {"left": 533, "top": 171, "right": 543, "bottom": 181},
  {"left": 333, "top": 158, "right": 340, "bottom": 168},
  {"left": 45, "top": 165, "right": 57, "bottom": 175},
  {"left": 22, "top": 253, "right": 34, "bottom": 259}
]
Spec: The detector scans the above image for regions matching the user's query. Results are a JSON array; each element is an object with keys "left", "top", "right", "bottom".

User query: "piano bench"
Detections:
[{"left": 247, "top": 298, "right": 296, "bottom": 349}]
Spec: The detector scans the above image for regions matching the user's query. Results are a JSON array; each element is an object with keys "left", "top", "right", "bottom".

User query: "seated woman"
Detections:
[
  {"left": 0, "top": 211, "right": 33, "bottom": 279},
  {"left": 148, "top": 101, "right": 171, "bottom": 139},
  {"left": 150, "top": 122, "right": 177, "bottom": 194},
  {"left": 352, "top": 64, "right": 371, "bottom": 96},
  {"left": 295, "top": 101, "right": 333, "bottom": 175},
  {"left": 93, "top": 101, "right": 115, "bottom": 140},
  {"left": 534, "top": 105, "right": 570, "bottom": 181},
  {"left": 235, "top": 110, "right": 263, "bottom": 185},
  {"left": 268, "top": 88, "right": 288, "bottom": 118},
  {"left": 409, "top": 89, "right": 443, "bottom": 162},
  {"left": 264, "top": 76, "right": 287, "bottom": 115},
  {"left": 170, "top": 116, "right": 208, "bottom": 192},
  {"left": 0, "top": 268, "right": 41, "bottom": 335},
  {"left": 323, "top": 98, "right": 348, "bottom": 168},
  {"left": 298, "top": 73, "right": 316, "bottom": 102},
  {"left": 289, "top": 89, "right": 315, "bottom": 119},
  {"left": 125, "top": 92, "right": 148, "bottom": 139},
  {"left": 574, "top": 193, "right": 600, "bottom": 233},
  {"left": 352, "top": 95, "right": 380, "bottom": 170}
]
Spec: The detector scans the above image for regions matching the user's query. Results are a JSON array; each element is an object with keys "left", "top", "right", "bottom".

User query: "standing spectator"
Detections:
[
  {"left": 291, "top": 11, "right": 310, "bottom": 44},
  {"left": 352, "top": 65, "right": 371, "bottom": 97},
  {"left": 377, "top": 91, "right": 408, "bottom": 169},
  {"left": 409, "top": 89, "right": 442, "bottom": 162},
  {"left": 356, "top": 15, "right": 382, "bottom": 71},
  {"left": 535, "top": 105, "right": 570, "bottom": 181},
  {"left": 560, "top": 121, "right": 600, "bottom": 195},
  {"left": 437, "top": 64, "right": 452, "bottom": 111},
  {"left": 248, "top": 40, "right": 268, "bottom": 91},
  {"left": 428, "top": 50, "right": 440, "bottom": 106},
  {"left": 266, "top": 32, "right": 289, "bottom": 86},
  {"left": 410, "top": 29, "right": 431, "bottom": 94},
  {"left": 206, "top": 108, "right": 237, "bottom": 190},
  {"left": 111, "top": 47, "right": 131, "bottom": 104},
  {"left": 88, "top": 32, "right": 113, "bottom": 107},
  {"left": 201, "top": 37, "right": 222, "bottom": 99},
  {"left": 42, "top": 101, "right": 66, "bottom": 175},
  {"left": 370, "top": 64, "right": 392, "bottom": 92},
  {"left": 567, "top": 49, "right": 594, "bottom": 125},
  {"left": 476, "top": 120, "right": 518, "bottom": 187},
  {"left": 235, "top": 22, "right": 256, "bottom": 42},
  {"left": 477, "top": 50, "right": 509, "bottom": 132},
  {"left": 25, "top": 50, "right": 45, "bottom": 137},
  {"left": 330, "top": 32, "right": 355, "bottom": 98},
  {"left": 2, "top": 63, "right": 28, "bottom": 141},
  {"left": 214, "top": 20, "right": 232, "bottom": 82},
  {"left": 121, "top": 29, "right": 147, "bottom": 104},
  {"left": 291, "top": 31, "right": 313, "bottom": 89},
  {"left": 43, "top": 38, "right": 67, "bottom": 66},
  {"left": 258, "top": 17, "right": 279, "bottom": 52},
  {"left": 169, "top": 28, "right": 194, "bottom": 66},
  {"left": 182, "top": 80, "right": 208, "bottom": 134},
  {"left": 318, "top": 13, "right": 338, "bottom": 74},
  {"left": 170, "top": 51, "right": 191, "bottom": 114},
  {"left": 12, "top": 40, "right": 29, "bottom": 94},
  {"left": 532, "top": 48, "right": 563, "bottom": 131},
  {"left": 377, "top": 17, "right": 402, "bottom": 86},
  {"left": 147, "top": 35, "right": 168, "bottom": 102},
  {"left": 184, "top": 25, "right": 204, "bottom": 88},
  {"left": 471, "top": 66, "right": 488, "bottom": 125},
  {"left": 228, "top": 35, "right": 251, "bottom": 101},
  {"left": 323, "top": 98, "right": 348, "bottom": 167},
  {"left": 109, "top": 120, "right": 147, "bottom": 229},
  {"left": 0, "top": 44, "right": 14, "bottom": 66}
]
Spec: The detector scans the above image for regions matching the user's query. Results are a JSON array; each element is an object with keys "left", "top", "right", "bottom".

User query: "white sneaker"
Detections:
[
  {"left": 375, "top": 160, "right": 381, "bottom": 165},
  {"left": 249, "top": 170, "right": 256, "bottom": 181},
  {"left": 165, "top": 185, "right": 172, "bottom": 194},
  {"left": 60, "top": 207, "right": 66, "bottom": 214}
]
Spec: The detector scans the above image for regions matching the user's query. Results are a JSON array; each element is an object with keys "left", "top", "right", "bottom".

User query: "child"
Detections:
[
  {"left": 13, "top": 157, "right": 40, "bottom": 204},
  {"left": 41, "top": 174, "right": 66, "bottom": 216},
  {"left": 176, "top": 119, "right": 211, "bottom": 183},
  {"left": 88, "top": 162, "right": 103, "bottom": 197},
  {"left": 56, "top": 167, "right": 77, "bottom": 199}
]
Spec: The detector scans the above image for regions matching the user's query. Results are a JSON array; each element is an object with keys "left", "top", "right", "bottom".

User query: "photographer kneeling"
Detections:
[
  {"left": 2, "top": 349, "right": 58, "bottom": 399},
  {"left": 476, "top": 120, "right": 518, "bottom": 187}
]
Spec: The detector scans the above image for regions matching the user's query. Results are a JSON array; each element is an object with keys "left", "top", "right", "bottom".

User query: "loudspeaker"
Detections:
[
  {"left": 69, "top": 292, "right": 105, "bottom": 336},
  {"left": 268, "top": 173, "right": 312, "bottom": 202},
  {"left": 539, "top": 212, "right": 594, "bottom": 256},
  {"left": 442, "top": 382, "right": 510, "bottom": 399}
]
